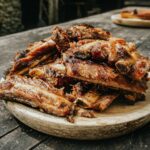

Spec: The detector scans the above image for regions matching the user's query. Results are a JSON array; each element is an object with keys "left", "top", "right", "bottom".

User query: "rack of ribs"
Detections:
[
  {"left": 29, "top": 57, "right": 147, "bottom": 94},
  {"left": 0, "top": 24, "right": 149, "bottom": 122}
]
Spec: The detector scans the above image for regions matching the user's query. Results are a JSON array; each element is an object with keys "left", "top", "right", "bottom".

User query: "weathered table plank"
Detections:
[
  {"left": 33, "top": 124, "right": 150, "bottom": 150},
  {"left": 138, "top": 35, "right": 150, "bottom": 56},
  {"left": 0, "top": 123, "right": 48, "bottom": 150},
  {"left": 0, "top": 7, "right": 150, "bottom": 150},
  {"left": 0, "top": 101, "right": 19, "bottom": 138}
]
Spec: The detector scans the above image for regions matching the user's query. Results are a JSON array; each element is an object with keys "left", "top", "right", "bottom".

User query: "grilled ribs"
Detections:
[
  {"left": 8, "top": 38, "right": 57, "bottom": 76},
  {"left": 0, "top": 76, "right": 118, "bottom": 117},
  {"left": 67, "top": 38, "right": 150, "bottom": 81},
  {"left": 66, "top": 24, "right": 111, "bottom": 41},
  {"left": 29, "top": 58, "right": 147, "bottom": 94},
  {"left": 0, "top": 24, "right": 149, "bottom": 122},
  {"left": 0, "top": 75, "right": 72, "bottom": 116},
  {"left": 51, "top": 24, "right": 111, "bottom": 51},
  {"left": 70, "top": 83, "right": 118, "bottom": 111}
]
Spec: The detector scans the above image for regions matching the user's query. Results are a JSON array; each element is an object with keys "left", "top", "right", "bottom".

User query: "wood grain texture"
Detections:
[
  {"left": 33, "top": 124, "right": 150, "bottom": 150},
  {"left": 0, "top": 6, "right": 149, "bottom": 149},
  {"left": 0, "top": 101, "right": 19, "bottom": 138},
  {"left": 0, "top": 123, "right": 48, "bottom": 150}
]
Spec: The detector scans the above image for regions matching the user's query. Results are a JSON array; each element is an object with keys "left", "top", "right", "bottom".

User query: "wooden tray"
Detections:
[
  {"left": 111, "top": 14, "right": 150, "bottom": 27},
  {"left": 4, "top": 82, "right": 150, "bottom": 140}
]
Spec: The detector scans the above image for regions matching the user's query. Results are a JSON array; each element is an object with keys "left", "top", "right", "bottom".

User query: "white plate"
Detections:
[
  {"left": 111, "top": 14, "right": 150, "bottom": 27},
  {"left": 4, "top": 82, "right": 150, "bottom": 140}
]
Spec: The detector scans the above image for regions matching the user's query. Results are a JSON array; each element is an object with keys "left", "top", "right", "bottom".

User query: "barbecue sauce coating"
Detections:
[{"left": 0, "top": 24, "right": 149, "bottom": 122}]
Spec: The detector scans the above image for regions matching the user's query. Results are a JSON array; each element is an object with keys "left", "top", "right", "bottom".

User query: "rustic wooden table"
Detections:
[{"left": 0, "top": 7, "right": 150, "bottom": 150}]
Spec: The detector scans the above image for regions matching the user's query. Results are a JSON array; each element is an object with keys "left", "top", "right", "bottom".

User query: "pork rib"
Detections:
[
  {"left": 65, "top": 59, "right": 146, "bottom": 93},
  {"left": 2, "top": 24, "right": 149, "bottom": 122},
  {"left": 66, "top": 24, "right": 111, "bottom": 41},
  {"left": 0, "top": 75, "right": 72, "bottom": 117},
  {"left": 29, "top": 58, "right": 147, "bottom": 94},
  {"left": 8, "top": 38, "right": 57, "bottom": 76},
  {"left": 68, "top": 38, "right": 150, "bottom": 81},
  {"left": 70, "top": 83, "right": 118, "bottom": 111},
  {"left": 51, "top": 24, "right": 111, "bottom": 52}
]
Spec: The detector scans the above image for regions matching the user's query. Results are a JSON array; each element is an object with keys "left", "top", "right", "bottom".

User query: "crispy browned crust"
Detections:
[
  {"left": 66, "top": 24, "right": 111, "bottom": 41},
  {"left": 0, "top": 76, "right": 72, "bottom": 117},
  {"left": 8, "top": 38, "right": 57, "bottom": 76},
  {"left": 51, "top": 24, "right": 111, "bottom": 52},
  {"left": 70, "top": 83, "right": 118, "bottom": 111},
  {"left": 64, "top": 58, "right": 147, "bottom": 94},
  {"left": 29, "top": 57, "right": 147, "bottom": 94},
  {"left": 51, "top": 27, "right": 70, "bottom": 52},
  {"left": 29, "top": 59, "right": 76, "bottom": 87},
  {"left": 1, "top": 24, "right": 149, "bottom": 122},
  {"left": 67, "top": 38, "right": 150, "bottom": 81}
]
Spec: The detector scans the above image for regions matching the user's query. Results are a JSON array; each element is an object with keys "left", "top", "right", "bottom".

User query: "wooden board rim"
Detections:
[
  {"left": 111, "top": 14, "right": 150, "bottom": 27},
  {"left": 4, "top": 99, "right": 150, "bottom": 140}
]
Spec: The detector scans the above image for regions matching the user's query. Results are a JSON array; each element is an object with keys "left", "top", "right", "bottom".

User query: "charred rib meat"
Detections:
[
  {"left": 51, "top": 24, "right": 111, "bottom": 51},
  {"left": 29, "top": 58, "right": 147, "bottom": 94},
  {"left": 67, "top": 38, "right": 150, "bottom": 81},
  {"left": 66, "top": 24, "right": 111, "bottom": 41},
  {"left": 0, "top": 24, "right": 149, "bottom": 122},
  {"left": 8, "top": 38, "right": 57, "bottom": 76},
  {"left": 0, "top": 76, "right": 72, "bottom": 117}
]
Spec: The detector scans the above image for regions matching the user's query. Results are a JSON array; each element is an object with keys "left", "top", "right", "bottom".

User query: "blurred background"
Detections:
[{"left": 0, "top": 0, "right": 150, "bottom": 36}]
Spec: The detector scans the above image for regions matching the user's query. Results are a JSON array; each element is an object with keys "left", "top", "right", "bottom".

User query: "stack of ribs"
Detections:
[{"left": 0, "top": 24, "right": 149, "bottom": 122}]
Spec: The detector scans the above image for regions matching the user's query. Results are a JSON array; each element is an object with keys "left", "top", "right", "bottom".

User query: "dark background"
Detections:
[{"left": 0, "top": 0, "right": 150, "bottom": 36}]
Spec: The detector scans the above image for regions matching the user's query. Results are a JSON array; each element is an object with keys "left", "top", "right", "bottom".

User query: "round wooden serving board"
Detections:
[
  {"left": 111, "top": 14, "right": 150, "bottom": 27},
  {"left": 5, "top": 82, "right": 150, "bottom": 140}
]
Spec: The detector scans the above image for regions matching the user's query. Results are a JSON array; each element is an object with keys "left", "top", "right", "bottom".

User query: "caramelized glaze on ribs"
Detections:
[
  {"left": 67, "top": 38, "right": 150, "bottom": 81},
  {"left": 8, "top": 38, "right": 57, "bottom": 76},
  {"left": 51, "top": 24, "right": 111, "bottom": 52},
  {"left": 66, "top": 24, "right": 111, "bottom": 41},
  {"left": 30, "top": 57, "right": 147, "bottom": 94},
  {"left": 0, "top": 24, "right": 149, "bottom": 122},
  {"left": 0, "top": 76, "right": 72, "bottom": 116},
  {"left": 70, "top": 83, "right": 118, "bottom": 111}
]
